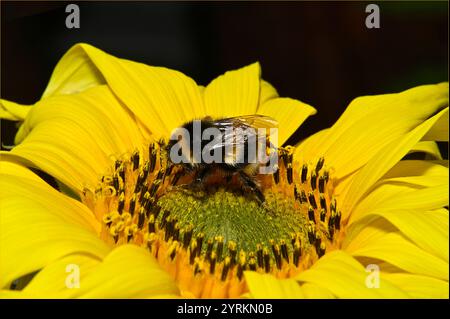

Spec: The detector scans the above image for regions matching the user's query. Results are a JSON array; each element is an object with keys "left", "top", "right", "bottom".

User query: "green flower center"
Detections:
[
  {"left": 157, "top": 188, "right": 308, "bottom": 272},
  {"left": 82, "top": 141, "right": 342, "bottom": 297}
]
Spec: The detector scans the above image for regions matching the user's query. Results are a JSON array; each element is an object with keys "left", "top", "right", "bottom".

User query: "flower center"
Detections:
[{"left": 81, "top": 141, "right": 343, "bottom": 298}]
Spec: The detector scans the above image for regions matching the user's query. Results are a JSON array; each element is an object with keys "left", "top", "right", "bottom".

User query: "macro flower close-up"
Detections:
[{"left": 0, "top": 43, "right": 448, "bottom": 299}]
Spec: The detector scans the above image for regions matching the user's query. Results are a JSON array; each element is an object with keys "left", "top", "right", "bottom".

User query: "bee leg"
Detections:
[
  {"left": 194, "top": 167, "right": 210, "bottom": 184},
  {"left": 185, "top": 167, "right": 212, "bottom": 192},
  {"left": 238, "top": 172, "right": 265, "bottom": 204}
]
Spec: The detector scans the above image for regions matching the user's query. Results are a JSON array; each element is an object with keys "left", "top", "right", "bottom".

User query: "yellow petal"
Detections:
[
  {"left": 360, "top": 184, "right": 447, "bottom": 219},
  {"left": 348, "top": 232, "right": 448, "bottom": 281},
  {"left": 0, "top": 99, "right": 32, "bottom": 121},
  {"left": 42, "top": 44, "right": 105, "bottom": 98},
  {"left": 342, "top": 107, "right": 448, "bottom": 218},
  {"left": 431, "top": 160, "right": 449, "bottom": 167},
  {"left": 379, "top": 175, "right": 447, "bottom": 188},
  {"left": 295, "top": 250, "right": 409, "bottom": 298},
  {"left": 382, "top": 159, "right": 448, "bottom": 180},
  {"left": 23, "top": 254, "right": 101, "bottom": 295},
  {"left": 294, "top": 128, "right": 330, "bottom": 163},
  {"left": 39, "top": 43, "right": 204, "bottom": 139},
  {"left": 6, "top": 85, "right": 144, "bottom": 192},
  {"left": 0, "top": 164, "right": 110, "bottom": 288},
  {"left": 382, "top": 273, "right": 449, "bottom": 299},
  {"left": 82, "top": 43, "right": 203, "bottom": 138},
  {"left": 345, "top": 208, "right": 448, "bottom": 263},
  {"left": 6, "top": 246, "right": 179, "bottom": 298},
  {"left": 350, "top": 166, "right": 448, "bottom": 224},
  {"left": 409, "top": 141, "right": 443, "bottom": 159},
  {"left": 0, "top": 161, "right": 100, "bottom": 231},
  {"left": 300, "top": 83, "right": 449, "bottom": 179},
  {"left": 244, "top": 272, "right": 305, "bottom": 298},
  {"left": 378, "top": 210, "right": 448, "bottom": 262},
  {"left": 0, "top": 159, "right": 45, "bottom": 184},
  {"left": 257, "top": 97, "right": 316, "bottom": 145},
  {"left": 299, "top": 283, "right": 335, "bottom": 299},
  {"left": 422, "top": 107, "right": 449, "bottom": 141},
  {"left": 204, "top": 63, "right": 261, "bottom": 119},
  {"left": 259, "top": 79, "right": 278, "bottom": 105},
  {"left": 64, "top": 245, "right": 179, "bottom": 298},
  {"left": 344, "top": 217, "right": 397, "bottom": 256}
]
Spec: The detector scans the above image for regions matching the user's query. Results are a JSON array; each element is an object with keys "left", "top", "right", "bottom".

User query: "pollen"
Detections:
[{"left": 81, "top": 141, "right": 343, "bottom": 298}]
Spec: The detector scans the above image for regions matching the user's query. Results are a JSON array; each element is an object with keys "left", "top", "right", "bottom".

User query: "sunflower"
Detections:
[{"left": 0, "top": 43, "right": 448, "bottom": 299}]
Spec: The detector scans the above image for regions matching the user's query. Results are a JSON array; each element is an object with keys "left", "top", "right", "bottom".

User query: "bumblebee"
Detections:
[{"left": 166, "top": 115, "right": 278, "bottom": 202}]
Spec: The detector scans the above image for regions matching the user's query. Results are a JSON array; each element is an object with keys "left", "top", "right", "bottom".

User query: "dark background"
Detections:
[{"left": 1, "top": 1, "right": 448, "bottom": 155}]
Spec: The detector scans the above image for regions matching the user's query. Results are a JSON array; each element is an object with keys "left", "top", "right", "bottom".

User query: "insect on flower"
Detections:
[{"left": 165, "top": 115, "right": 279, "bottom": 203}]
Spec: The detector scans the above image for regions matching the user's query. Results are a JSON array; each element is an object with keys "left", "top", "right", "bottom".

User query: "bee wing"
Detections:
[
  {"left": 214, "top": 114, "right": 278, "bottom": 130},
  {"left": 206, "top": 115, "right": 277, "bottom": 152}
]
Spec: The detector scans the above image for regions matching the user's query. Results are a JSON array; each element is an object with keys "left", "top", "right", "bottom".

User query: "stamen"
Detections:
[
  {"left": 324, "top": 170, "right": 329, "bottom": 183},
  {"left": 318, "top": 176, "right": 326, "bottom": 193},
  {"left": 196, "top": 233, "right": 205, "bottom": 256},
  {"left": 118, "top": 192, "right": 125, "bottom": 214},
  {"left": 143, "top": 161, "right": 150, "bottom": 181},
  {"left": 286, "top": 154, "right": 293, "bottom": 184},
  {"left": 280, "top": 240, "right": 289, "bottom": 263},
  {"left": 248, "top": 255, "right": 257, "bottom": 271},
  {"left": 335, "top": 211, "right": 342, "bottom": 230},
  {"left": 256, "top": 244, "right": 263, "bottom": 268},
  {"left": 138, "top": 207, "right": 145, "bottom": 229},
  {"left": 270, "top": 241, "right": 282, "bottom": 270},
  {"left": 189, "top": 240, "right": 198, "bottom": 265},
  {"left": 228, "top": 241, "right": 237, "bottom": 266},
  {"left": 308, "top": 206, "right": 316, "bottom": 222},
  {"left": 132, "top": 150, "right": 140, "bottom": 170},
  {"left": 169, "top": 242, "right": 178, "bottom": 261},
  {"left": 330, "top": 198, "right": 337, "bottom": 212},
  {"left": 301, "top": 164, "right": 308, "bottom": 184},
  {"left": 319, "top": 195, "right": 327, "bottom": 212},
  {"left": 293, "top": 240, "right": 301, "bottom": 267},
  {"left": 129, "top": 194, "right": 136, "bottom": 216},
  {"left": 273, "top": 166, "right": 280, "bottom": 184},
  {"left": 183, "top": 226, "right": 193, "bottom": 248},
  {"left": 236, "top": 252, "right": 246, "bottom": 280},
  {"left": 315, "top": 157, "right": 325, "bottom": 173},
  {"left": 173, "top": 223, "right": 180, "bottom": 241},
  {"left": 300, "top": 190, "right": 308, "bottom": 203},
  {"left": 318, "top": 242, "right": 326, "bottom": 257},
  {"left": 113, "top": 173, "right": 119, "bottom": 191},
  {"left": 308, "top": 225, "right": 315, "bottom": 244},
  {"left": 148, "top": 214, "right": 156, "bottom": 233},
  {"left": 209, "top": 252, "right": 217, "bottom": 274},
  {"left": 205, "top": 239, "right": 214, "bottom": 261},
  {"left": 216, "top": 236, "right": 224, "bottom": 262},
  {"left": 149, "top": 143, "right": 157, "bottom": 173},
  {"left": 160, "top": 210, "right": 170, "bottom": 229},
  {"left": 310, "top": 171, "right": 317, "bottom": 190},
  {"left": 115, "top": 159, "right": 122, "bottom": 170},
  {"left": 220, "top": 257, "right": 230, "bottom": 281},
  {"left": 134, "top": 171, "right": 145, "bottom": 193},
  {"left": 118, "top": 165, "right": 125, "bottom": 184},
  {"left": 294, "top": 185, "right": 300, "bottom": 202},
  {"left": 263, "top": 248, "right": 271, "bottom": 273},
  {"left": 320, "top": 209, "right": 326, "bottom": 222},
  {"left": 308, "top": 192, "right": 317, "bottom": 209}
]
